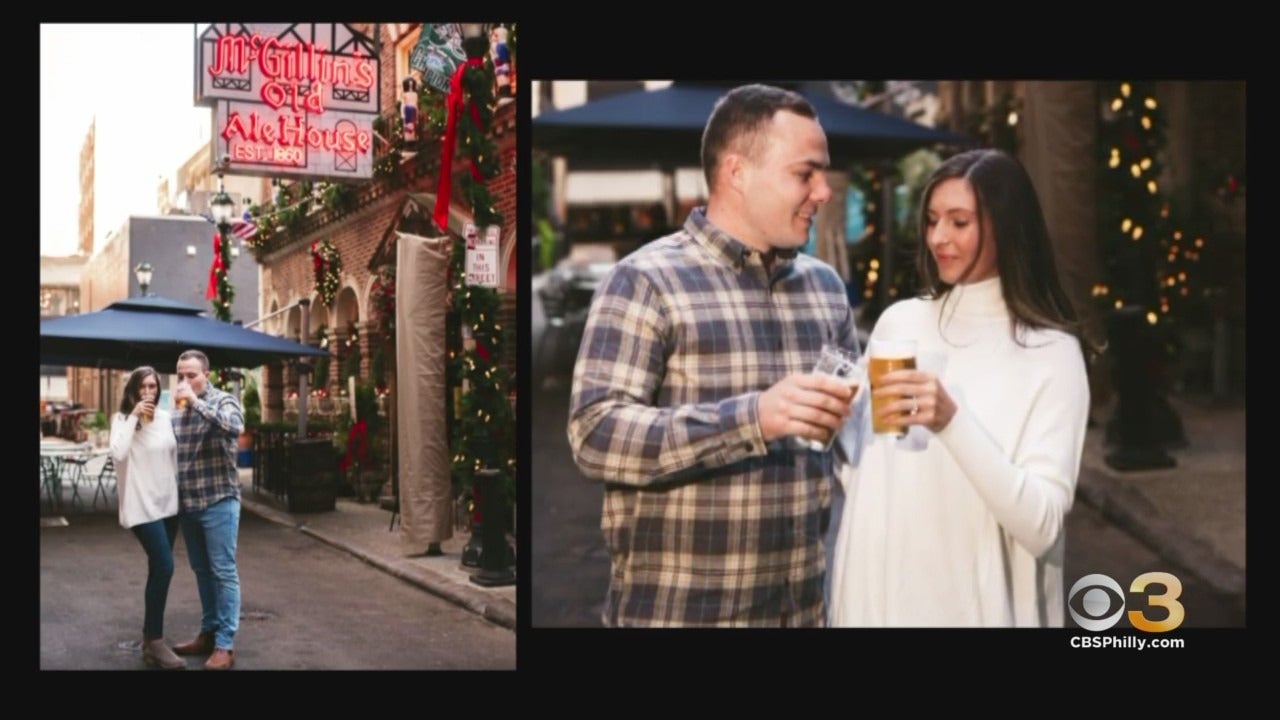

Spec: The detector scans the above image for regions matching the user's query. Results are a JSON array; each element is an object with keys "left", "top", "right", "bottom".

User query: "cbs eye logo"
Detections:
[{"left": 1067, "top": 572, "right": 1185, "bottom": 632}]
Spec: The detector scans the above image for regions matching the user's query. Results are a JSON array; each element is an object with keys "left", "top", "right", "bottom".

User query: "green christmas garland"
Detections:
[
  {"left": 209, "top": 223, "right": 237, "bottom": 390},
  {"left": 312, "top": 237, "right": 342, "bottom": 308},
  {"left": 442, "top": 30, "right": 514, "bottom": 505}
]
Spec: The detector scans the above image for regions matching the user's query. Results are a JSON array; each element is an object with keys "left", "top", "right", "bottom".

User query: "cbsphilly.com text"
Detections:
[{"left": 1070, "top": 636, "right": 1185, "bottom": 650}]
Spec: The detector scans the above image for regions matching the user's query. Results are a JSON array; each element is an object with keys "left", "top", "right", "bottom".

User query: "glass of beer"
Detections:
[
  {"left": 140, "top": 387, "right": 156, "bottom": 424},
  {"left": 868, "top": 339, "right": 918, "bottom": 436},
  {"left": 793, "top": 343, "right": 864, "bottom": 452},
  {"left": 175, "top": 380, "right": 190, "bottom": 410}
]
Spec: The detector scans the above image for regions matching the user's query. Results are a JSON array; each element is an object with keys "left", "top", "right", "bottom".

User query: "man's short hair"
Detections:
[
  {"left": 178, "top": 349, "right": 210, "bottom": 372},
  {"left": 701, "top": 84, "right": 817, "bottom": 192}
]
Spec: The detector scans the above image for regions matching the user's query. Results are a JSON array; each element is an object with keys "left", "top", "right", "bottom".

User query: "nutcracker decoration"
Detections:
[
  {"left": 402, "top": 76, "right": 419, "bottom": 143},
  {"left": 490, "top": 25, "right": 511, "bottom": 99}
]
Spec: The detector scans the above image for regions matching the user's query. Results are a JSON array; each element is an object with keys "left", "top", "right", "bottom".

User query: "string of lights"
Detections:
[{"left": 1094, "top": 81, "right": 1211, "bottom": 330}]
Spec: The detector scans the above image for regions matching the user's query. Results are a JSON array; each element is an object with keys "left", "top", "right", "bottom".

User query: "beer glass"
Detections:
[
  {"left": 793, "top": 343, "right": 864, "bottom": 452},
  {"left": 175, "top": 380, "right": 190, "bottom": 410},
  {"left": 140, "top": 387, "right": 156, "bottom": 424},
  {"left": 868, "top": 339, "right": 918, "bottom": 436}
]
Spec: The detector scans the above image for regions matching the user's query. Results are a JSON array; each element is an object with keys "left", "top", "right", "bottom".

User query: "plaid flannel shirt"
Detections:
[
  {"left": 568, "top": 208, "right": 858, "bottom": 627},
  {"left": 172, "top": 384, "right": 243, "bottom": 513}
]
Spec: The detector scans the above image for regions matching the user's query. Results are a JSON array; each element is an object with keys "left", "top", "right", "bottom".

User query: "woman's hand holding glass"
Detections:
[
  {"left": 134, "top": 389, "right": 157, "bottom": 425},
  {"left": 871, "top": 367, "right": 957, "bottom": 434}
]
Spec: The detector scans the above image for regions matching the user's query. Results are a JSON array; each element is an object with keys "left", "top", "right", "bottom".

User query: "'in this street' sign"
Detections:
[{"left": 465, "top": 223, "right": 500, "bottom": 288}]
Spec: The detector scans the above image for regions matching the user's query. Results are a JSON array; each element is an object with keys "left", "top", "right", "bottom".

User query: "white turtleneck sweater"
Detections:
[
  {"left": 109, "top": 409, "right": 179, "bottom": 529},
  {"left": 829, "top": 276, "right": 1089, "bottom": 627}
]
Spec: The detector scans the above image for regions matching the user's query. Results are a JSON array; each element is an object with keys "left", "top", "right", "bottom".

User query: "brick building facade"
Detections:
[{"left": 248, "top": 24, "right": 518, "bottom": 444}]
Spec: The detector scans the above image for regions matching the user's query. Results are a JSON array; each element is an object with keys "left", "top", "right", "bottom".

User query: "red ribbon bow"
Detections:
[
  {"left": 206, "top": 232, "right": 224, "bottom": 300},
  {"left": 338, "top": 419, "right": 369, "bottom": 472},
  {"left": 434, "top": 57, "right": 487, "bottom": 233}
]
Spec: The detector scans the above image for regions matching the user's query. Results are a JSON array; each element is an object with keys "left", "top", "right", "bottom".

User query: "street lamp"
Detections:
[
  {"left": 211, "top": 155, "right": 236, "bottom": 239},
  {"left": 134, "top": 261, "right": 153, "bottom": 297},
  {"left": 210, "top": 187, "right": 236, "bottom": 227}
]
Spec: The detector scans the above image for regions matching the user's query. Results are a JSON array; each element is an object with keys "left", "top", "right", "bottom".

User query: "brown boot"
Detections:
[
  {"left": 172, "top": 630, "right": 216, "bottom": 656},
  {"left": 142, "top": 638, "right": 186, "bottom": 670},
  {"left": 205, "top": 648, "right": 235, "bottom": 670}
]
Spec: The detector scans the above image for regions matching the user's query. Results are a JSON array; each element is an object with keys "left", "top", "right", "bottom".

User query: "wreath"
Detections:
[{"left": 312, "top": 238, "right": 342, "bottom": 307}]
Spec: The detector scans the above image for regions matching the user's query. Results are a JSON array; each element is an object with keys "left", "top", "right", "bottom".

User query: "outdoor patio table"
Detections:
[{"left": 40, "top": 444, "right": 96, "bottom": 511}]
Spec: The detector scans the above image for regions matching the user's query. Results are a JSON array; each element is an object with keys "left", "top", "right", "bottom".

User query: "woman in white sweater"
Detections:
[
  {"left": 109, "top": 366, "right": 184, "bottom": 668},
  {"left": 830, "top": 149, "right": 1090, "bottom": 627}
]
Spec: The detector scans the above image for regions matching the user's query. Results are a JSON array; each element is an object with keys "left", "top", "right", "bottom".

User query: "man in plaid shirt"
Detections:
[
  {"left": 169, "top": 349, "right": 244, "bottom": 668},
  {"left": 568, "top": 85, "right": 859, "bottom": 627}
]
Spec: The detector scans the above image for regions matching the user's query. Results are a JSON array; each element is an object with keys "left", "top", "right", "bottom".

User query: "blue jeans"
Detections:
[
  {"left": 131, "top": 516, "right": 180, "bottom": 639},
  {"left": 180, "top": 497, "right": 241, "bottom": 650}
]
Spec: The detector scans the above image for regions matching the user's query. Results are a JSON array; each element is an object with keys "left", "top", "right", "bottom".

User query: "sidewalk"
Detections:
[
  {"left": 236, "top": 470, "right": 516, "bottom": 630},
  {"left": 1075, "top": 393, "right": 1246, "bottom": 597}
]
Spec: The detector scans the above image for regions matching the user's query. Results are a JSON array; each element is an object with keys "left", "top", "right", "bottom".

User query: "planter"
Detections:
[{"left": 287, "top": 438, "right": 336, "bottom": 512}]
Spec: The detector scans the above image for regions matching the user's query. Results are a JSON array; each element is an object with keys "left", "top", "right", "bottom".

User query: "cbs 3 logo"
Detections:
[{"left": 1067, "top": 572, "right": 1185, "bottom": 632}]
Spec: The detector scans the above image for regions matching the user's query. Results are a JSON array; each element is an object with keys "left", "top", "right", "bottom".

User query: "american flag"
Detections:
[{"left": 229, "top": 210, "right": 258, "bottom": 241}]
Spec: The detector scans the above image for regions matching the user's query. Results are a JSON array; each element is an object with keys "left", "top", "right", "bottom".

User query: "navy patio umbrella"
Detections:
[
  {"left": 533, "top": 82, "right": 974, "bottom": 168},
  {"left": 40, "top": 295, "right": 329, "bottom": 371}
]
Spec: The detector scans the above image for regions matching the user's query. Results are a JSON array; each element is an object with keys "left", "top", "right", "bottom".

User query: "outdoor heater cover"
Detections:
[{"left": 396, "top": 232, "right": 454, "bottom": 546}]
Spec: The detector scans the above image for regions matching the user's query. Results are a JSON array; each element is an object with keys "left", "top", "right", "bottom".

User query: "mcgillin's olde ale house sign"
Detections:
[{"left": 195, "top": 23, "right": 380, "bottom": 180}]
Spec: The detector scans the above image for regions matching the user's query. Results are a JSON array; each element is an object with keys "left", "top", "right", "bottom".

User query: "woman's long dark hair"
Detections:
[
  {"left": 119, "top": 366, "right": 160, "bottom": 417},
  {"left": 916, "top": 148, "right": 1084, "bottom": 348}
]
